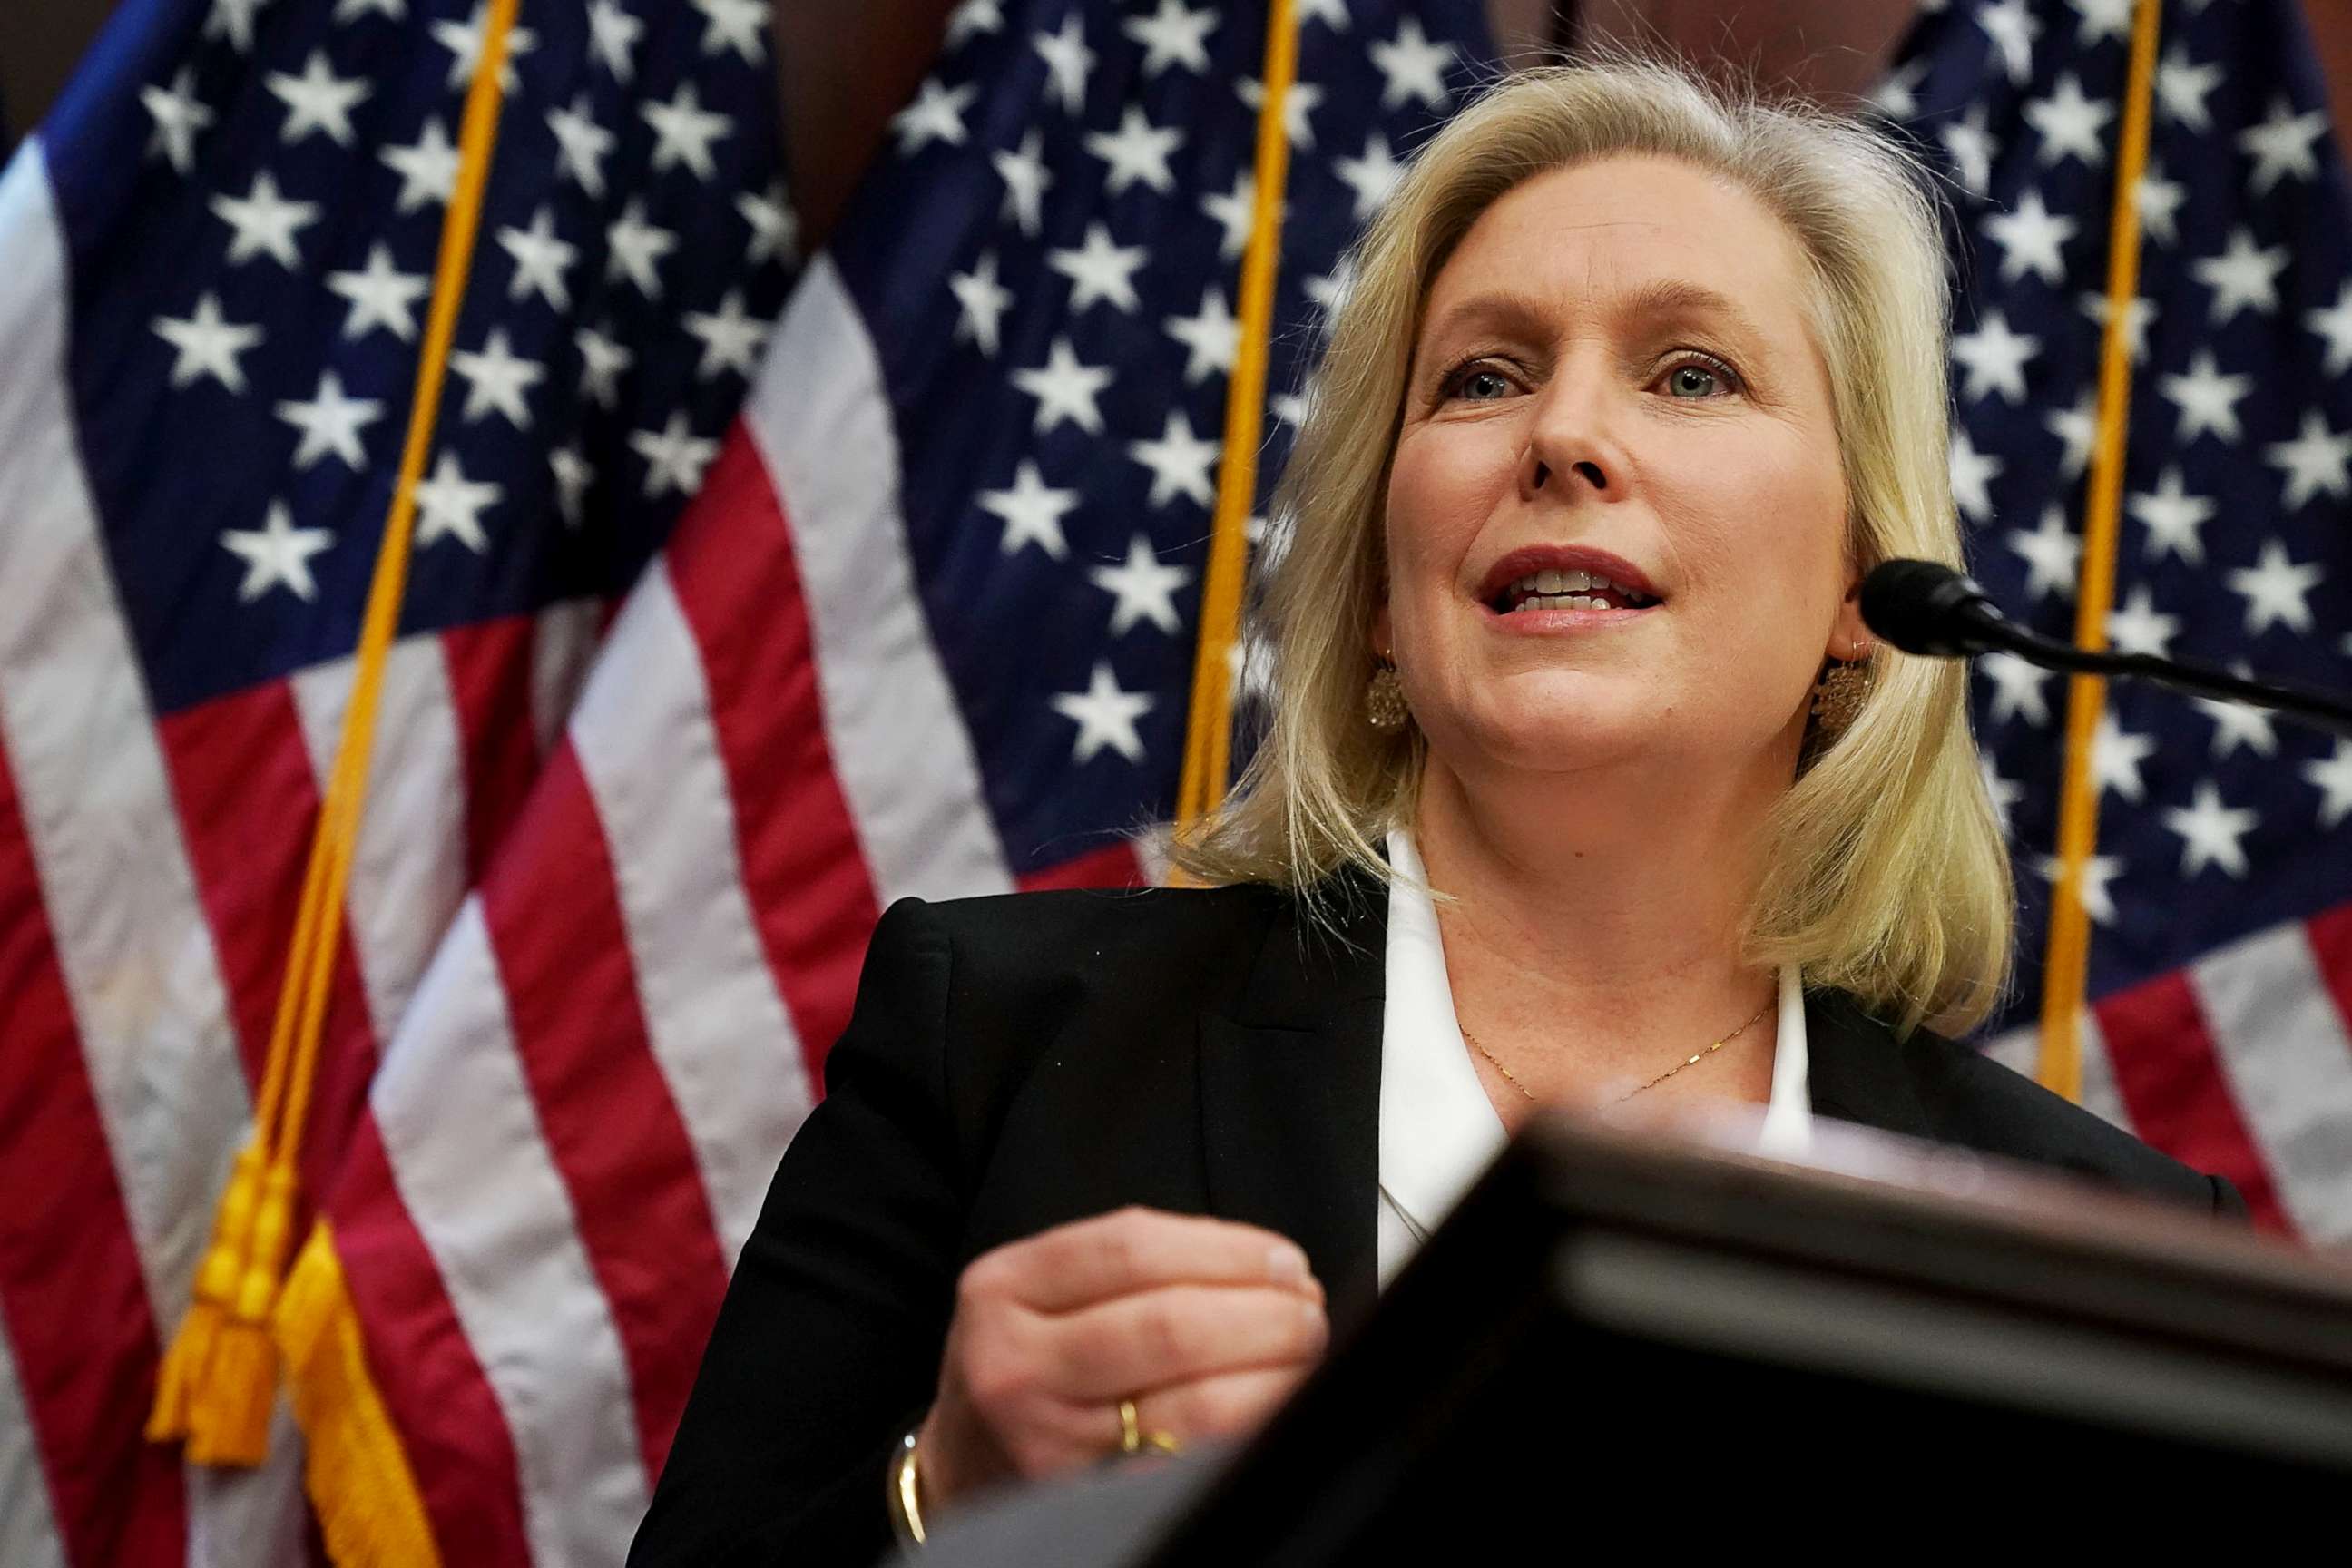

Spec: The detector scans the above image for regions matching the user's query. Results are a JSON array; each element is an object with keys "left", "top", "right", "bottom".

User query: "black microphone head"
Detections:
[{"left": 1859, "top": 559, "right": 2005, "bottom": 658}]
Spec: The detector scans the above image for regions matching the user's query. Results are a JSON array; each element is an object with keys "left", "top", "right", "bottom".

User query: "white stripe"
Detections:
[
  {"left": 289, "top": 638, "right": 471, "bottom": 1042},
  {"left": 0, "top": 1316, "right": 67, "bottom": 1568},
  {"left": 568, "top": 564, "right": 813, "bottom": 1259},
  {"left": 530, "top": 597, "right": 603, "bottom": 760},
  {"left": 1982, "top": 1013, "right": 2129, "bottom": 1134},
  {"left": 0, "top": 142, "right": 249, "bottom": 1334},
  {"left": 747, "top": 258, "right": 1012, "bottom": 903},
  {"left": 373, "top": 898, "right": 647, "bottom": 1566},
  {"left": 2194, "top": 923, "right": 2352, "bottom": 1240},
  {"left": 186, "top": 1403, "right": 309, "bottom": 1568}
]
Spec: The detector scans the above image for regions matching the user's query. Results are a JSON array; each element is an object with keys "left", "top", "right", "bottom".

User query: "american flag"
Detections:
[
  {"left": 1875, "top": 0, "right": 2352, "bottom": 1240},
  {"left": 0, "top": 1, "right": 1493, "bottom": 1564}
]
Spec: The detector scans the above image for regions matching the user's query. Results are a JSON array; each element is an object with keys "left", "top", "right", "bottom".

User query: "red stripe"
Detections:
[
  {"left": 0, "top": 729, "right": 185, "bottom": 1565},
  {"left": 2300, "top": 902, "right": 2352, "bottom": 1050},
  {"left": 320, "top": 1122, "right": 531, "bottom": 1565},
  {"left": 665, "top": 425, "right": 880, "bottom": 1084},
  {"left": 2093, "top": 971, "right": 2289, "bottom": 1231},
  {"left": 477, "top": 744, "right": 730, "bottom": 1479},
  {"left": 1019, "top": 840, "right": 1147, "bottom": 892},
  {"left": 441, "top": 618, "right": 544, "bottom": 887}
]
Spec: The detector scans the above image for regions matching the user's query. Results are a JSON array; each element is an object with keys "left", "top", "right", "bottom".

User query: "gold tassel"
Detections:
[
  {"left": 187, "top": 1161, "right": 297, "bottom": 1465},
  {"left": 147, "top": 1140, "right": 266, "bottom": 1441}
]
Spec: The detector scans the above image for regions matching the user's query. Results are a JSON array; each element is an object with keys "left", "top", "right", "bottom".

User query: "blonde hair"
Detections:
[{"left": 1172, "top": 51, "right": 2014, "bottom": 1037}]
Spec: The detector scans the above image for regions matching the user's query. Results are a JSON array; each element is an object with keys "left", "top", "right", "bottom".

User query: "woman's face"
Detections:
[{"left": 1379, "top": 154, "right": 1867, "bottom": 790}]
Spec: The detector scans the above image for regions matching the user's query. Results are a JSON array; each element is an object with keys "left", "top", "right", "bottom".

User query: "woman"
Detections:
[{"left": 632, "top": 55, "right": 2241, "bottom": 1564}]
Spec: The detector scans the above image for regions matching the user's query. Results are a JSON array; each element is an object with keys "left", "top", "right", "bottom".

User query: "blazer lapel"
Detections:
[
  {"left": 1197, "top": 880, "right": 1387, "bottom": 1332},
  {"left": 1804, "top": 988, "right": 1935, "bottom": 1140}
]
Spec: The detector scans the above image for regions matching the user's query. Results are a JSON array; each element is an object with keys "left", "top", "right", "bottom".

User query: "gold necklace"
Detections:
[{"left": 1461, "top": 995, "right": 1775, "bottom": 1106}]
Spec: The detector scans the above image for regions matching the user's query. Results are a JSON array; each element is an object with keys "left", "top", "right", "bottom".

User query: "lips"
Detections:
[{"left": 1475, "top": 544, "right": 1665, "bottom": 613}]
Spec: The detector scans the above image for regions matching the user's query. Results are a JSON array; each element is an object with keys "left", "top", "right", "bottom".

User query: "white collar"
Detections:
[{"left": 1377, "top": 828, "right": 1812, "bottom": 1274}]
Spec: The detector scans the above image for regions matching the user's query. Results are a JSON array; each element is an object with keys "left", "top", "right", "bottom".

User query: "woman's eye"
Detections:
[
  {"left": 1445, "top": 365, "right": 1514, "bottom": 401},
  {"left": 1661, "top": 355, "right": 1740, "bottom": 399}
]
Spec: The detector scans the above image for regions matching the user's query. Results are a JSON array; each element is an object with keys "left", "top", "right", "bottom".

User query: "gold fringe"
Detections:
[
  {"left": 187, "top": 1161, "right": 299, "bottom": 1465},
  {"left": 148, "top": 1140, "right": 265, "bottom": 1441},
  {"left": 277, "top": 1225, "right": 441, "bottom": 1568}
]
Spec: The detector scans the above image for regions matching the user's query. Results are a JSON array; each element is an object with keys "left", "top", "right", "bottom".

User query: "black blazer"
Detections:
[{"left": 630, "top": 877, "right": 2242, "bottom": 1566}]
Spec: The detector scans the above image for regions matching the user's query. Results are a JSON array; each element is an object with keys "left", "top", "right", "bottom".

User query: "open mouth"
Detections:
[{"left": 1487, "top": 568, "right": 1661, "bottom": 615}]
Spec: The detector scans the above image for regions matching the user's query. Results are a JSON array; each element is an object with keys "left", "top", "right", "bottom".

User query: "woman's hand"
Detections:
[{"left": 913, "top": 1206, "right": 1329, "bottom": 1512}]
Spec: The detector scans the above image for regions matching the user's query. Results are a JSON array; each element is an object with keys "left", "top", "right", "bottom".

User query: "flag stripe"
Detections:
[
  {"left": 527, "top": 599, "right": 603, "bottom": 763},
  {"left": 443, "top": 617, "right": 545, "bottom": 885},
  {"left": 368, "top": 898, "right": 647, "bottom": 1565},
  {"left": 0, "top": 729, "right": 183, "bottom": 1568},
  {"left": 747, "top": 261, "right": 1014, "bottom": 906},
  {"left": 479, "top": 740, "right": 730, "bottom": 1481},
  {"left": 2193, "top": 915, "right": 2352, "bottom": 1240},
  {"left": 2093, "top": 971, "right": 2288, "bottom": 1229},
  {"left": 0, "top": 1313, "right": 68, "bottom": 1568},
  {"left": 568, "top": 557, "right": 814, "bottom": 1257}
]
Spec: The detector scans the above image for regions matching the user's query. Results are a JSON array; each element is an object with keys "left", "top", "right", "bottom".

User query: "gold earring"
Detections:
[
  {"left": 1366, "top": 657, "right": 1409, "bottom": 731},
  {"left": 1810, "top": 641, "right": 1874, "bottom": 738}
]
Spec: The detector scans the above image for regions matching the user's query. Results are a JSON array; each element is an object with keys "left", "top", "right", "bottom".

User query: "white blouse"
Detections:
[{"left": 1376, "top": 828, "right": 1814, "bottom": 1288}]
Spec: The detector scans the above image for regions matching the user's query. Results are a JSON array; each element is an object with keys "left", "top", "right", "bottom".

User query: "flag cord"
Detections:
[
  {"left": 2037, "top": 0, "right": 2165, "bottom": 1098},
  {"left": 144, "top": 0, "right": 520, "bottom": 1525},
  {"left": 1175, "top": 0, "right": 1299, "bottom": 832}
]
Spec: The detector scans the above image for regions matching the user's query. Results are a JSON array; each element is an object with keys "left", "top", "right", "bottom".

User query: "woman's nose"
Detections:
[{"left": 1519, "top": 373, "right": 1620, "bottom": 500}]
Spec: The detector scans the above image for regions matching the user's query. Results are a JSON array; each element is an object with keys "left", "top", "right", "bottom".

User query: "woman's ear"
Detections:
[{"left": 1828, "top": 574, "right": 1872, "bottom": 662}]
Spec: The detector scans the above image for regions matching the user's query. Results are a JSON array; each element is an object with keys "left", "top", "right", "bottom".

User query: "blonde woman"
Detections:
[{"left": 632, "top": 55, "right": 2242, "bottom": 1565}]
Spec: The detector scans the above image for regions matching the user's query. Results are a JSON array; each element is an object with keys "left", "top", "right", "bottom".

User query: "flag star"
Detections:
[
  {"left": 643, "top": 84, "right": 732, "bottom": 181},
  {"left": 1085, "top": 105, "right": 1184, "bottom": 197},
  {"left": 2163, "top": 780, "right": 2259, "bottom": 878},
  {"left": 2045, "top": 388, "right": 2096, "bottom": 480},
  {"left": 1047, "top": 222, "right": 1148, "bottom": 314},
  {"left": 1165, "top": 286, "right": 1240, "bottom": 384},
  {"left": 1269, "top": 391, "right": 1307, "bottom": 431},
  {"left": 2066, "top": 0, "right": 2132, "bottom": 45},
  {"left": 683, "top": 289, "right": 769, "bottom": 379},
  {"left": 2197, "top": 672, "right": 2278, "bottom": 759},
  {"left": 153, "top": 293, "right": 265, "bottom": 391},
  {"left": 691, "top": 0, "right": 767, "bottom": 62},
  {"left": 2304, "top": 281, "right": 2352, "bottom": 377},
  {"left": 2192, "top": 229, "right": 2289, "bottom": 324},
  {"left": 220, "top": 503, "right": 333, "bottom": 603},
  {"left": 2106, "top": 583, "right": 2180, "bottom": 660},
  {"left": 327, "top": 243, "right": 426, "bottom": 342},
  {"left": 948, "top": 251, "right": 1014, "bottom": 358},
  {"left": 449, "top": 328, "right": 544, "bottom": 427},
  {"left": 2158, "top": 349, "right": 2251, "bottom": 445},
  {"left": 2092, "top": 712, "right": 2158, "bottom": 803},
  {"left": 1089, "top": 534, "right": 1194, "bottom": 636},
  {"left": 550, "top": 443, "right": 593, "bottom": 527},
  {"left": 2305, "top": 740, "right": 2352, "bottom": 829},
  {"left": 2240, "top": 97, "right": 2328, "bottom": 196},
  {"left": 946, "top": 0, "right": 1004, "bottom": 48},
  {"left": 2226, "top": 539, "right": 2324, "bottom": 637},
  {"left": 274, "top": 369, "right": 383, "bottom": 470},
  {"left": 497, "top": 207, "right": 577, "bottom": 310},
  {"left": 1981, "top": 188, "right": 2074, "bottom": 286},
  {"left": 1298, "top": 0, "right": 1350, "bottom": 25},
  {"left": 267, "top": 49, "right": 369, "bottom": 145},
  {"left": 1948, "top": 425, "right": 2004, "bottom": 523},
  {"left": 1202, "top": 171, "right": 1258, "bottom": 260},
  {"left": 432, "top": 5, "right": 537, "bottom": 93},
  {"left": 1125, "top": 0, "right": 1218, "bottom": 76},
  {"left": 1237, "top": 76, "right": 1324, "bottom": 150},
  {"left": 606, "top": 199, "right": 678, "bottom": 297},
  {"left": 1034, "top": 15, "right": 1096, "bottom": 113},
  {"left": 1977, "top": 650, "right": 2053, "bottom": 725},
  {"left": 1305, "top": 260, "right": 1356, "bottom": 318},
  {"left": 1334, "top": 132, "right": 1405, "bottom": 222},
  {"left": 382, "top": 117, "right": 459, "bottom": 212},
  {"left": 739, "top": 183, "right": 798, "bottom": 265},
  {"left": 1870, "top": 58, "right": 1927, "bottom": 121},
  {"left": 1976, "top": 0, "right": 2040, "bottom": 86},
  {"left": 1980, "top": 758, "right": 2025, "bottom": 838},
  {"left": 2155, "top": 43, "right": 2222, "bottom": 132},
  {"left": 141, "top": 67, "right": 213, "bottom": 173},
  {"left": 211, "top": 171, "right": 319, "bottom": 270},
  {"left": 2264, "top": 409, "right": 2352, "bottom": 510},
  {"left": 1951, "top": 309, "right": 2040, "bottom": 403},
  {"left": 1012, "top": 338, "right": 1114, "bottom": 435},
  {"left": 1127, "top": 411, "right": 1221, "bottom": 509},
  {"left": 547, "top": 95, "right": 615, "bottom": 198},
  {"left": 2135, "top": 162, "right": 2186, "bottom": 247},
  {"left": 575, "top": 325, "right": 632, "bottom": 407},
  {"left": 2008, "top": 504, "right": 2081, "bottom": 600},
  {"left": 1940, "top": 106, "right": 1995, "bottom": 198},
  {"left": 2129, "top": 466, "right": 2216, "bottom": 565},
  {"left": 412, "top": 452, "right": 501, "bottom": 553},
  {"left": 206, "top": 0, "right": 270, "bottom": 52},
  {"left": 979, "top": 460, "right": 1081, "bottom": 559},
  {"left": 2077, "top": 289, "right": 2156, "bottom": 364},
  {"left": 334, "top": 0, "right": 406, "bottom": 19},
  {"left": 2034, "top": 852, "right": 2124, "bottom": 926},
  {"left": 1369, "top": 18, "right": 1456, "bottom": 109},
  {"left": 1051, "top": 662, "right": 1155, "bottom": 765},
  {"left": 993, "top": 130, "right": 1053, "bottom": 237},
  {"left": 2024, "top": 74, "right": 2113, "bottom": 168},
  {"left": 632, "top": 412, "right": 719, "bottom": 497},
  {"left": 892, "top": 76, "right": 977, "bottom": 155},
  {"left": 588, "top": 0, "right": 642, "bottom": 81}
]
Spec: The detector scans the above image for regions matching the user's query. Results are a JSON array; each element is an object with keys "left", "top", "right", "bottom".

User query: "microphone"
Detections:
[{"left": 1858, "top": 558, "right": 2352, "bottom": 742}]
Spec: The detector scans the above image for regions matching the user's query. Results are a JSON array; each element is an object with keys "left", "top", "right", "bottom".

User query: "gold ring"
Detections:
[{"left": 1116, "top": 1397, "right": 1182, "bottom": 1457}]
